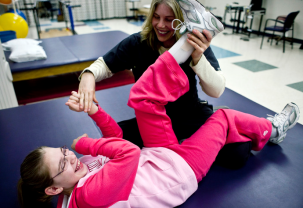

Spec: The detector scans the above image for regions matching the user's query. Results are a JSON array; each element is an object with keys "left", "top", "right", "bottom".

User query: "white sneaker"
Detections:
[
  {"left": 267, "top": 102, "right": 300, "bottom": 144},
  {"left": 173, "top": 0, "right": 224, "bottom": 37}
]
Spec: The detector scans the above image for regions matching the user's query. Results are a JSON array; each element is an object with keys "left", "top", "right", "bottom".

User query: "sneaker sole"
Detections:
[
  {"left": 287, "top": 102, "right": 300, "bottom": 130},
  {"left": 189, "top": 0, "right": 225, "bottom": 32},
  {"left": 269, "top": 132, "right": 287, "bottom": 144},
  {"left": 176, "top": 0, "right": 224, "bottom": 36}
]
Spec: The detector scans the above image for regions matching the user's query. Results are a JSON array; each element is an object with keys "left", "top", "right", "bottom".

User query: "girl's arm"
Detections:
[
  {"left": 89, "top": 105, "right": 123, "bottom": 138},
  {"left": 66, "top": 92, "right": 123, "bottom": 138},
  {"left": 75, "top": 136, "right": 140, "bottom": 208},
  {"left": 67, "top": 91, "right": 138, "bottom": 207}
]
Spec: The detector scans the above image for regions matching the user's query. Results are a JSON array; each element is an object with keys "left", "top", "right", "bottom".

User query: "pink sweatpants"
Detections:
[{"left": 127, "top": 51, "right": 273, "bottom": 182}]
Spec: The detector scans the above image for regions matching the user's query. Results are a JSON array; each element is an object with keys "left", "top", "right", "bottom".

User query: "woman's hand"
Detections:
[
  {"left": 66, "top": 91, "right": 99, "bottom": 115},
  {"left": 187, "top": 29, "right": 212, "bottom": 66},
  {"left": 78, "top": 72, "right": 98, "bottom": 113},
  {"left": 65, "top": 91, "right": 82, "bottom": 112},
  {"left": 71, "top": 133, "right": 88, "bottom": 151}
]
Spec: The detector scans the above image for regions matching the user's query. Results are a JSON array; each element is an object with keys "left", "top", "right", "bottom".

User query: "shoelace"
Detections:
[
  {"left": 267, "top": 110, "right": 288, "bottom": 127},
  {"left": 172, "top": 19, "right": 188, "bottom": 35}
]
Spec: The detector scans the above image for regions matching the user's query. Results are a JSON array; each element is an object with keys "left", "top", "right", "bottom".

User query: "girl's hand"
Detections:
[
  {"left": 187, "top": 29, "right": 212, "bottom": 66},
  {"left": 71, "top": 133, "right": 88, "bottom": 151},
  {"left": 65, "top": 91, "right": 82, "bottom": 112},
  {"left": 78, "top": 72, "right": 98, "bottom": 113}
]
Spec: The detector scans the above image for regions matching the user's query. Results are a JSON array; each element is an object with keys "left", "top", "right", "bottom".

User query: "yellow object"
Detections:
[
  {"left": 0, "top": 25, "right": 3, "bottom": 31},
  {"left": 0, "top": 0, "right": 12, "bottom": 5},
  {"left": 0, "top": 13, "right": 28, "bottom": 38}
]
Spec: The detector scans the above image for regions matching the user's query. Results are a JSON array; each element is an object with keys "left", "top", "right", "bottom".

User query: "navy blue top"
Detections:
[{"left": 103, "top": 32, "right": 220, "bottom": 122}]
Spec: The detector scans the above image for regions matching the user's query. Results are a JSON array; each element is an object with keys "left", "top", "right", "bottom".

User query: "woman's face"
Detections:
[
  {"left": 152, "top": 3, "right": 176, "bottom": 48},
  {"left": 44, "top": 147, "right": 88, "bottom": 190}
]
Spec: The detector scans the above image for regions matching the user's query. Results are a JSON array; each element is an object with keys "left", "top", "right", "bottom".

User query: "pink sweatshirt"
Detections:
[{"left": 57, "top": 106, "right": 197, "bottom": 208}]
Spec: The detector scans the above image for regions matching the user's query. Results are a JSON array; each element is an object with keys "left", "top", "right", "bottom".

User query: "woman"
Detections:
[
  {"left": 78, "top": 0, "right": 250, "bottom": 168},
  {"left": 18, "top": 47, "right": 300, "bottom": 208}
]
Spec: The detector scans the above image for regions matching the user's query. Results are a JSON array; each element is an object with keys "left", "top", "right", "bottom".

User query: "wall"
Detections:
[{"left": 0, "top": 40, "right": 18, "bottom": 110}]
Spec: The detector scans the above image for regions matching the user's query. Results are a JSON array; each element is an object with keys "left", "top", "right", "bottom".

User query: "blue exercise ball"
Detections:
[{"left": 6, "top": 8, "right": 27, "bottom": 21}]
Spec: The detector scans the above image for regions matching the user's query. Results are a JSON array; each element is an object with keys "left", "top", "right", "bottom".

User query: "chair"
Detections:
[{"left": 260, "top": 11, "right": 300, "bottom": 53}]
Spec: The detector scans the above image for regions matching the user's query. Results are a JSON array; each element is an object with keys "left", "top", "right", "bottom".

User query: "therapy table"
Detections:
[
  {"left": 5, "top": 31, "right": 129, "bottom": 82},
  {"left": 0, "top": 84, "right": 302, "bottom": 208}
]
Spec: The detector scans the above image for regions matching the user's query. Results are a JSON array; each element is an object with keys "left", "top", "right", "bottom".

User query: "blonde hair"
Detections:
[{"left": 141, "top": 0, "right": 184, "bottom": 50}]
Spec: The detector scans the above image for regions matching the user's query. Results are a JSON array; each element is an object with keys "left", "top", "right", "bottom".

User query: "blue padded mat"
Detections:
[
  {"left": 95, "top": 84, "right": 134, "bottom": 123},
  {"left": 6, "top": 31, "right": 129, "bottom": 73},
  {"left": 6, "top": 37, "right": 78, "bottom": 73},
  {"left": 0, "top": 84, "right": 302, "bottom": 207},
  {"left": 57, "top": 31, "right": 129, "bottom": 62}
]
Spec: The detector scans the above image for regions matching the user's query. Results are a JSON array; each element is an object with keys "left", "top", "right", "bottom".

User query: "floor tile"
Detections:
[
  {"left": 233, "top": 59, "right": 277, "bottom": 72},
  {"left": 40, "top": 23, "right": 52, "bottom": 27},
  {"left": 287, "top": 81, "right": 303, "bottom": 93},
  {"left": 210, "top": 45, "right": 241, "bottom": 59},
  {"left": 93, "top": 27, "right": 111, "bottom": 30},
  {"left": 45, "top": 27, "right": 67, "bottom": 32},
  {"left": 83, "top": 21, "right": 104, "bottom": 27}
]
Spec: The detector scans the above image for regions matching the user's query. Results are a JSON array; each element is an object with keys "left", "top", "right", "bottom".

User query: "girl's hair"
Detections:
[
  {"left": 141, "top": 0, "right": 184, "bottom": 50},
  {"left": 18, "top": 146, "right": 54, "bottom": 208}
]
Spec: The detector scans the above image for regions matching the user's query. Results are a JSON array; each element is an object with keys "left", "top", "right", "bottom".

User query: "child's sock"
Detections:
[
  {"left": 168, "top": 32, "right": 194, "bottom": 64},
  {"left": 270, "top": 126, "right": 278, "bottom": 138}
]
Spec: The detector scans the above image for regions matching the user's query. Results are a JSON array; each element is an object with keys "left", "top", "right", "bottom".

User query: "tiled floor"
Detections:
[
  {"left": 233, "top": 60, "right": 278, "bottom": 72},
  {"left": 27, "top": 18, "right": 303, "bottom": 124}
]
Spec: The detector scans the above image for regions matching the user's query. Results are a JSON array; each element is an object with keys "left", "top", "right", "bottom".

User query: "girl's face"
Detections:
[
  {"left": 44, "top": 147, "right": 88, "bottom": 190},
  {"left": 152, "top": 3, "right": 176, "bottom": 48}
]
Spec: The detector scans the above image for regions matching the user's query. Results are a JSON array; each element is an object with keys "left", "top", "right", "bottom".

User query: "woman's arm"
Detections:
[
  {"left": 187, "top": 30, "right": 225, "bottom": 98},
  {"left": 78, "top": 57, "right": 114, "bottom": 82},
  {"left": 77, "top": 58, "right": 112, "bottom": 113},
  {"left": 77, "top": 33, "right": 139, "bottom": 113},
  {"left": 185, "top": 30, "right": 225, "bottom": 98},
  {"left": 190, "top": 55, "right": 226, "bottom": 98}
]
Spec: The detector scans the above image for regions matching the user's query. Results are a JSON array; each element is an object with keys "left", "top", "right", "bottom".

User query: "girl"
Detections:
[
  {"left": 18, "top": 31, "right": 300, "bottom": 208},
  {"left": 77, "top": 0, "right": 253, "bottom": 169}
]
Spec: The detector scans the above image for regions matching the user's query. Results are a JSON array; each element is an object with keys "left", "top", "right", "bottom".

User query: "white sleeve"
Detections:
[
  {"left": 190, "top": 55, "right": 226, "bottom": 98},
  {"left": 78, "top": 57, "right": 114, "bottom": 82}
]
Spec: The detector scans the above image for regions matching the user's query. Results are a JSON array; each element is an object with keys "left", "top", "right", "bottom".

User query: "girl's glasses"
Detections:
[{"left": 52, "top": 145, "right": 68, "bottom": 179}]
